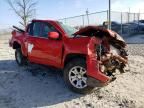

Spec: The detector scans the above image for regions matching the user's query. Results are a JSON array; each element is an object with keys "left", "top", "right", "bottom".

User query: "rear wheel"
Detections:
[
  {"left": 15, "top": 48, "right": 27, "bottom": 66},
  {"left": 64, "top": 58, "right": 94, "bottom": 94}
]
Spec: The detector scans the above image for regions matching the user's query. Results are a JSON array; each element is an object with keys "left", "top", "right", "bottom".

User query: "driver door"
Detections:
[{"left": 27, "top": 21, "right": 63, "bottom": 67}]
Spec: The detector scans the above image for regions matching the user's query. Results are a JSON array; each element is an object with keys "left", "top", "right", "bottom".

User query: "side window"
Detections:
[
  {"left": 27, "top": 23, "right": 33, "bottom": 35},
  {"left": 41, "top": 23, "right": 57, "bottom": 38},
  {"left": 27, "top": 22, "right": 58, "bottom": 38},
  {"left": 33, "top": 22, "right": 41, "bottom": 37}
]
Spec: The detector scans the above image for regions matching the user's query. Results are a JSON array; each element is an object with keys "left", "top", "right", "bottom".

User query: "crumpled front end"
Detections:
[
  {"left": 86, "top": 37, "right": 110, "bottom": 87},
  {"left": 74, "top": 26, "right": 128, "bottom": 87}
]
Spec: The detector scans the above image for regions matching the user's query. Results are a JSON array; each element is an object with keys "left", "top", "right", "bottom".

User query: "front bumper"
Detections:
[
  {"left": 87, "top": 76, "right": 110, "bottom": 87},
  {"left": 86, "top": 56, "right": 111, "bottom": 84},
  {"left": 87, "top": 76, "right": 117, "bottom": 87}
]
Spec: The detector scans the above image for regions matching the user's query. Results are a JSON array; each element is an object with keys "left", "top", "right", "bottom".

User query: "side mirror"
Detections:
[{"left": 48, "top": 32, "right": 59, "bottom": 40}]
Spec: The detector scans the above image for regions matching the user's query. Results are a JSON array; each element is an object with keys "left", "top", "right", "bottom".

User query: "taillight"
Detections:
[{"left": 12, "top": 30, "right": 16, "bottom": 36}]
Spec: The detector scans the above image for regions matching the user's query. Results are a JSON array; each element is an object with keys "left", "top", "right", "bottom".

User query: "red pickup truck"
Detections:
[{"left": 9, "top": 19, "right": 128, "bottom": 94}]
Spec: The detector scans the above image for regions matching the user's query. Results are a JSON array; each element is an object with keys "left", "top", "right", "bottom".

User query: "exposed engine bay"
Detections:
[
  {"left": 74, "top": 26, "right": 128, "bottom": 80},
  {"left": 96, "top": 43, "right": 128, "bottom": 79},
  {"left": 96, "top": 34, "right": 128, "bottom": 79}
]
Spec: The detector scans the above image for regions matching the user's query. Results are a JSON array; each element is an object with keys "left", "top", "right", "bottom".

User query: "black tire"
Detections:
[
  {"left": 64, "top": 58, "right": 94, "bottom": 94},
  {"left": 15, "top": 48, "right": 27, "bottom": 66}
]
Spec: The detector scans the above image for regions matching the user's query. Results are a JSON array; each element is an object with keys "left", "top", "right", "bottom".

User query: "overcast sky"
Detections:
[{"left": 0, "top": 0, "right": 144, "bottom": 29}]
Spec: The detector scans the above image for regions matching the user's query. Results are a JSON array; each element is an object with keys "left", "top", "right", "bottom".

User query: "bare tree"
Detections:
[{"left": 7, "top": 0, "right": 37, "bottom": 28}]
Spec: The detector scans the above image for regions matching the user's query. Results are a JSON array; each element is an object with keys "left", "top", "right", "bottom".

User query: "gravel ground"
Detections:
[
  {"left": 128, "top": 44, "right": 144, "bottom": 56},
  {"left": 0, "top": 35, "right": 144, "bottom": 108}
]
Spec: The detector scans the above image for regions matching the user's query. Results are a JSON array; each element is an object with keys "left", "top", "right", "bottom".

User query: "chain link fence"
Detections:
[
  {"left": 59, "top": 10, "right": 144, "bottom": 36},
  {"left": 59, "top": 11, "right": 108, "bottom": 28}
]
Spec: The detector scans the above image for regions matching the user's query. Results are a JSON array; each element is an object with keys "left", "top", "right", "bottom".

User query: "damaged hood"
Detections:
[{"left": 74, "top": 26, "right": 126, "bottom": 47}]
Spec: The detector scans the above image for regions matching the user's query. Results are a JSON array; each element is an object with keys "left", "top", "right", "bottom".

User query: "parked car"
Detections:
[
  {"left": 133, "top": 20, "right": 144, "bottom": 31},
  {"left": 9, "top": 20, "right": 128, "bottom": 94},
  {"left": 103, "top": 21, "right": 121, "bottom": 33},
  {"left": 122, "top": 22, "right": 139, "bottom": 34}
]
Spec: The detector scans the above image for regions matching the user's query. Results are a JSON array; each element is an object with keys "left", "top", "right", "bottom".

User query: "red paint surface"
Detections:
[{"left": 9, "top": 20, "right": 117, "bottom": 83}]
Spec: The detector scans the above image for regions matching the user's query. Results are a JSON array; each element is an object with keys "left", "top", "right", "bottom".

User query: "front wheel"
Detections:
[{"left": 64, "top": 58, "right": 94, "bottom": 94}]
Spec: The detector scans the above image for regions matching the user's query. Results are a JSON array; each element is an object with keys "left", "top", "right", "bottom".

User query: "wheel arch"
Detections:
[
  {"left": 13, "top": 41, "right": 27, "bottom": 57},
  {"left": 64, "top": 53, "right": 86, "bottom": 67},
  {"left": 13, "top": 41, "right": 21, "bottom": 49}
]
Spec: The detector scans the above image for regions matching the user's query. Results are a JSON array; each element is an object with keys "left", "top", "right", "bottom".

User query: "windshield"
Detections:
[{"left": 59, "top": 22, "right": 78, "bottom": 37}]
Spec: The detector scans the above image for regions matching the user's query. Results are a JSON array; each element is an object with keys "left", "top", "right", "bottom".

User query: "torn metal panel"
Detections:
[
  {"left": 83, "top": 26, "right": 128, "bottom": 82},
  {"left": 74, "top": 26, "right": 126, "bottom": 47}
]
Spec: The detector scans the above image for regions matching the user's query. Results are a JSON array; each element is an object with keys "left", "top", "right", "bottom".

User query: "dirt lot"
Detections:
[{"left": 0, "top": 35, "right": 144, "bottom": 108}]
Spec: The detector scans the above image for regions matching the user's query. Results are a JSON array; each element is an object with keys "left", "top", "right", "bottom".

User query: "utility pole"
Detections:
[
  {"left": 138, "top": 9, "right": 140, "bottom": 32},
  {"left": 128, "top": 7, "right": 130, "bottom": 23},
  {"left": 86, "top": 8, "right": 89, "bottom": 25},
  {"left": 108, "top": 0, "right": 111, "bottom": 30},
  {"left": 138, "top": 9, "right": 140, "bottom": 22}
]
